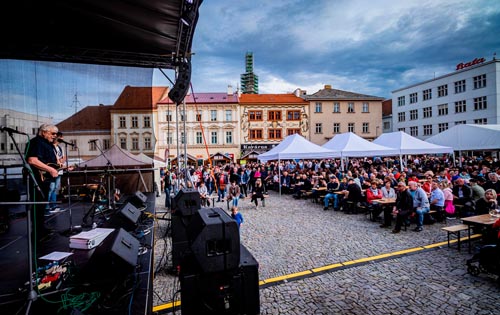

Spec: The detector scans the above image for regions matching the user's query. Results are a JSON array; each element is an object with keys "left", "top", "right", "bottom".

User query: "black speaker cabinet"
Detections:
[
  {"left": 186, "top": 207, "right": 240, "bottom": 273},
  {"left": 172, "top": 188, "right": 201, "bottom": 216},
  {"left": 79, "top": 228, "right": 139, "bottom": 284},
  {"left": 104, "top": 202, "right": 140, "bottom": 231},
  {"left": 126, "top": 191, "right": 148, "bottom": 209},
  {"left": 168, "top": 59, "right": 192, "bottom": 104},
  {"left": 171, "top": 214, "right": 192, "bottom": 269},
  {"left": 180, "top": 244, "right": 260, "bottom": 315}
]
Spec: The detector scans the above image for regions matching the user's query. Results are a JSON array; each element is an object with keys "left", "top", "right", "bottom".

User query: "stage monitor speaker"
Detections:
[
  {"left": 135, "top": 191, "right": 147, "bottom": 203},
  {"left": 168, "top": 59, "right": 191, "bottom": 104},
  {"left": 104, "top": 202, "right": 140, "bottom": 231},
  {"left": 180, "top": 244, "right": 260, "bottom": 315},
  {"left": 186, "top": 207, "right": 240, "bottom": 273},
  {"left": 172, "top": 188, "right": 201, "bottom": 216},
  {"left": 125, "top": 191, "right": 147, "bottom": 209},
  {"left": 79, "top": 228, "right": 139, "bottom": 284},
  {"left": 171, "top": 215, "right": 192, "bottom": 269}
]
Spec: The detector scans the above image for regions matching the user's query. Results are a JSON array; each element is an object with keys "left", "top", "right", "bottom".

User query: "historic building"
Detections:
[
  {"left": 392, "top": 57, "right": 499, "bottom": 139},
  {"left": 156, "top": 86, "right": 240, "bottom": 166},
  {"left": 239, "top": 93, "right": 309, "bottom": 157},
  {"left": 306, "top": 85, "right": 384, "bottom": 144}
]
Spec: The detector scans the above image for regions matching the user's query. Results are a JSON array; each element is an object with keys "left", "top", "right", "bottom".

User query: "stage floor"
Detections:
[{"left": 0, "top": 193, "right": 156, "bottom": 314}]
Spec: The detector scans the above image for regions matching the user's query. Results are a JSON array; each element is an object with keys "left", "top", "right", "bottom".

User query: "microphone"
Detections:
[
  {"left": 59, "top": 139, "right": 76, "bottom": 147},
  {"left": 88, "top": 139, "right": 98, "bottom": 144},
  {"left": 0, "top": 126, "right": 27, "bottom": 136}
]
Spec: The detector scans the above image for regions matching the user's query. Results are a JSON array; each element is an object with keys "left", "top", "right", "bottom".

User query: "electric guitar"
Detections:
[{"left": 38, "top": 163, "right": 76, "bottom": 181}]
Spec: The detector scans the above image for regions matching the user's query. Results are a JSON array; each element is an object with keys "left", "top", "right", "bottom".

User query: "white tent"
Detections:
[
  {"left": 426, "top": 124, "right": 500, "bottom": 151},
  {"left": 322, "top": 132, "right": 399, "bottom": 170},
  {"left": 373, "top": 131, "right": 453, "bottom": 169},
  {"left": 135, "top": 153, "right": 167, "bottom": 167},
  {"left": 257, "top": 133, "right": 338, "bottom": 162}
]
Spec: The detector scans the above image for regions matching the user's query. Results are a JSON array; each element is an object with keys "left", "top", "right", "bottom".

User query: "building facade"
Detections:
[
  {"left": 239, "top": 93, "right": 309, "bottom": 157},
  {"left": 156, "top": 87, "right": 240, "bottom": 166},
  {"left": 392, "top": 58, "right": 499, "bottom": 139},
  {"left": 306, "top": 85, "right": 384, "bottom": 144}
]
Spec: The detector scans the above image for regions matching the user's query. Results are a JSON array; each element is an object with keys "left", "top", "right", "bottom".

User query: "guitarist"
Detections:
[
  {"left": 48, "top": 132, "right": 73, "bottom": 212},
  {"left": 26, "top": 124, "right": 59, "bottom": 241}
]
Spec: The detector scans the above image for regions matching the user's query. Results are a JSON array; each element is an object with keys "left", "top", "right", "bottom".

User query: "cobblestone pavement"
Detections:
[{"left": 153, "top": 191, "right": 500, "bottom": 314}]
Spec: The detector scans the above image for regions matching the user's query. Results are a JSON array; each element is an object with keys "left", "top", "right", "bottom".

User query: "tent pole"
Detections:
[
  {"left": 278, "top": 158, "right": 281, "bottom": 196},
  {"left": 399, "top": 153, "right": 403, "bottom": 171}
]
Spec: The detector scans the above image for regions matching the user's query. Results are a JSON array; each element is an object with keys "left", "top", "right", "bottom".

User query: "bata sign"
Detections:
[{"left": 456, "top": 57, "right": 485, "bottom": 70}]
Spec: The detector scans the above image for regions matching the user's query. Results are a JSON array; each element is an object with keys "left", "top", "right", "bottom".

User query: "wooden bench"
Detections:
[{"left": 442, "top": 224, "right": 469, "bottom": 251}]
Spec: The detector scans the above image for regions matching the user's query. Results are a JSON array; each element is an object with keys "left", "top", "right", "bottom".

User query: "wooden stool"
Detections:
[{"left": 442, "top": 224, "right": 469, "bottom": 251}]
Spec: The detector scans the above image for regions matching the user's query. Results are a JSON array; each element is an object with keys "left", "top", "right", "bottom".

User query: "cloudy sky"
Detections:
[{"left": 178, "top": 0, "right": 500, "bottom": 97}]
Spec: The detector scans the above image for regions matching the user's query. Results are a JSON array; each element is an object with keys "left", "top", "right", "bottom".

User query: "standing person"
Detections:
[
  {"left": 240, "top": 167, "right": 249, "bottom": 197},
  {"left": 215, "top": 170, "right": 227, "bottom": 202},
  {"left": 391, "top": 182, "right": 414, "bottom": 233},
  {"left": 409, "top": 181, "right": 430, "bottom": 232},
  {"left": 231, "top": 206, "right": 244, "bottom": 229},
  {"left": 228, "top": 180, "right": 241, "bottom": 207},
  {"left": 198, "top": 181, "right": 210, "bottom": 207},
  {"left": 251, "top": 178, "right": 265, "bottom": 207},
  {"left": 26, "top": 124, "right": 60, "bottom": 240},
  {"left": 164, "top": 169, "right": 172, "bottom": 209}
]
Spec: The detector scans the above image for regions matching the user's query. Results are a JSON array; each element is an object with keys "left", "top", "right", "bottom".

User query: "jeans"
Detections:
[
  {"left": 415, "top": 207, "right": 430, "bottom": 227},
  {"left": 231, "top": 196, "right": 239, "bottom": 207},
  {"left": 164, "top": 186, "right": 171, "bottom": 208},
  {"left": 217, "top": 187, "right": 226, "bottom": 202},
  {"left": 47, "top": 177, "right": 60, "bottom": 210},
  {"left": 323, "top": 193, "right": 338, "bottom": 208}
]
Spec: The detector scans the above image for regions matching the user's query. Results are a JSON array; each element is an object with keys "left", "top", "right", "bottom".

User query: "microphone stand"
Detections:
[
  {"left": 60, "top": 142, "right": 81, "bottom": 236},
  {"left": 94, "top": 141, "right": 116, "bottom": 211}
]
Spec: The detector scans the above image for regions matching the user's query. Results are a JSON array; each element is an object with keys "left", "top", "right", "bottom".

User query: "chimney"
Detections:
[
  {"left": 324, "top": 85, "right": 332, "bottom": 89},
  {"left": 227, "top": 85, "right": 233, "bottom": 96}
]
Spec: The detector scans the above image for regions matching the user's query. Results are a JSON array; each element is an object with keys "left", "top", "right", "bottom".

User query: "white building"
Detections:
[{"left": 392, "top": 58, "right": 499, "bottom": 139}]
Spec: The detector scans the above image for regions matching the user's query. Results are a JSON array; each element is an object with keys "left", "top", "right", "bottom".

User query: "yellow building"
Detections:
[{"left": 307, "top": 85, "right": 384, "bottom": 144}]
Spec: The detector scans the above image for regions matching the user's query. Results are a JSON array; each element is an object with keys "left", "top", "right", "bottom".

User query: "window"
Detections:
[
  {"left": 438, "top": 104, "right": 448, "bottom": 116},
  {"left": 423, "top": 89, "right": 432, "bottom": 101},
  {"left": 225, "top": 110, "right": 232, "bottom": 121},
  {"left": 286, "top": 110, "right": 300, "bottom": 120},
  {"left": 268, "top": 129, "right": 282, "bottom": 140},
  {"left": 250, "top": 110, "right": 263, "bottom": 121},
  {"left": 210, "top": 110, "right": 217, "bottom": 121},
  {"left": 315, "top": 102, "right": 322, "bottom": 113},
  {"left": 333, "top": 102, "right": 340, "bottom": 113},
  {"left": 437, "top": 84, "right": 448, "bottom": 97},
  {"left": 397, "top": 96, "right": 405, "bottom": 106},
  {"left": 438, "top": 123, "right": 448, "bottom": 133},
  {"left": 398, "top": 112, "right": 406, "bottom": 122},
  {"left": 249, "top": 129, "right": 263, "bottom": 140},
  {"left": 120, "top": 138, "right": 127, "bottom": 149},
  {"left": 268, "top": 110, "right": 282, "bottom": 121},
  {"left": 423, "top": 125, "right": 432, "bottom": 136},
  {"left": 90, "top": 141, "right": 97, "bottom": 151},
  {"left": 474, "top": 96, "right": 487, "bottom": 110},
  {"left": 196, "top": 131, "right": 203, "bottom": 144},
  {"left": 287, "top": 128, "right": 301, "bottom": 136},
  {"left": 165, "top": 110, "right": 172, "bottom": 122},
  {"left": 410, "top": 109, "right": 418, "bottom": 120},
  {"left": 410, "top": 126, "right": 418, "bottom": 136},
  {"left": 347, "top": 102, "right": 355, "bottom": 113},
  {"left": 423, "top": 106, "right": 432, "bottom": 118},
  {"left": 143, "top": 137, "right": 150, "bottom": 150},
  {"left": 131, "top": 116, "right": 138, "bottom": 128},
  {"left": 455, "top": 120, "right": 466, "bottom": 125},
  {"left": 69, "top": 139, "right": 78, "bottom": 151},
  {"left": 474, "top": 118, "right": 487, "bottom": 125},
  {"left": 143, "top": 116, "right": 151, "bottom": 128},
  {"left": 454, "top": 80, "right": 466, "bottom": 94},
  {"left": 210, "top": 131, "right": 217, "bottom": 144},
  {"left": 409, "top": 93, "right": 418, "bottom": 104},
  {"left": 473, "top": 74, "right": 486, "bottom": 89},
  {"left": 455, "top": 100, "right": 466, "bottom": 113},
  {"left": 181, "top": 132, "right": 185, "bottom": 144},
  {"left": 398, "top": 127, "right": 405, "bottom": 132},
  {"left": 383, "top": 121, "right": 390, "bottom": 130},
  {"left": 315, "top": 123, "right": 322, "bottom": 134},
  {"left": 333, "top": 123, "right": 340, "bottom": 133},
  {"left": 166, "top": 132, "right": 173, "bottom": 144},
  {"left": 348, "top": 123, "right": 355, "bottom": 133},
  {"left": 119, "top": 116, "right": 126, "bottom": 128},
  {"left": 226, "top": 131, "right": 233, "bottom": 144},
  {"left": 180, "top": 110, "right": 186, "bottom": 122},
  {"left": 362, "top": 102, "right": 369, "bottom": 113},
  {"left": 362, "top": 122, "right": 369, "bottom": 134},
  {"left": 196, "top": 113, "right": 202, "bottom": 121}
]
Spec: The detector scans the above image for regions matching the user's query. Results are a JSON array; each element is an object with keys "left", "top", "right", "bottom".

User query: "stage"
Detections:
[{"left": 0, "top": 191, "right": 156, "bottom": 314}]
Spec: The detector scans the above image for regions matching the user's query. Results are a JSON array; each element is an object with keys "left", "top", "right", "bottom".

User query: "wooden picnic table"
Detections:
[{"left": 461, "top": 214, "right": 499, "bottom": 253}]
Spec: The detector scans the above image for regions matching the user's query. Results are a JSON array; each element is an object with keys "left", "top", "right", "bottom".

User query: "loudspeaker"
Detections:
[
  {"left": 171, "top": 215, "right": 192, "bottom": 270},
  {"left": 180, "top": 244, "right": 260, "bottom": 315},
  {"left": 186, "top": 207, "right": 240, "bottom": 273},
  {"left": 125, "top": 191, "right": 148, "bottom": 209},
  {"left": 79, "top": 228, "right": 139, "bottom": 284},
  {"left": 172, "top": 188, "right": 201, "bottom": 216},
  {"left": 168, "top": 59, "right": 191, "bottom": 104},
  {"left": 104, "top": 202, "right": 140, "bottom": 231}
]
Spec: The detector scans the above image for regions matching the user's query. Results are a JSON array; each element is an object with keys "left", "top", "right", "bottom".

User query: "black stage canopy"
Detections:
[{"left": 0, "top": 0, "right": 202, "bottom": 68}]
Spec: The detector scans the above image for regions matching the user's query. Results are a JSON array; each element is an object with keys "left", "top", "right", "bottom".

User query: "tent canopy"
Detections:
[
  {"left": 135, "top": 153, "right": 167, "bottom": 167},
  {"left": 258, "top": 134, "right": 338, "bottom": 162},
  {"left": 0, "top": 0, "right": 203, "bottom": 68},
  {"left": 373, "top": 131, "right": 453, "bottom": 155},
  {"left": 426, "top": 124, "right": 500, "bottom": 151},
  {"left": 322, "top": 132, "right": 399, "bottom": 157},
  {"left": 79, "top": 144, "right": 149, "bottom": 168}
]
